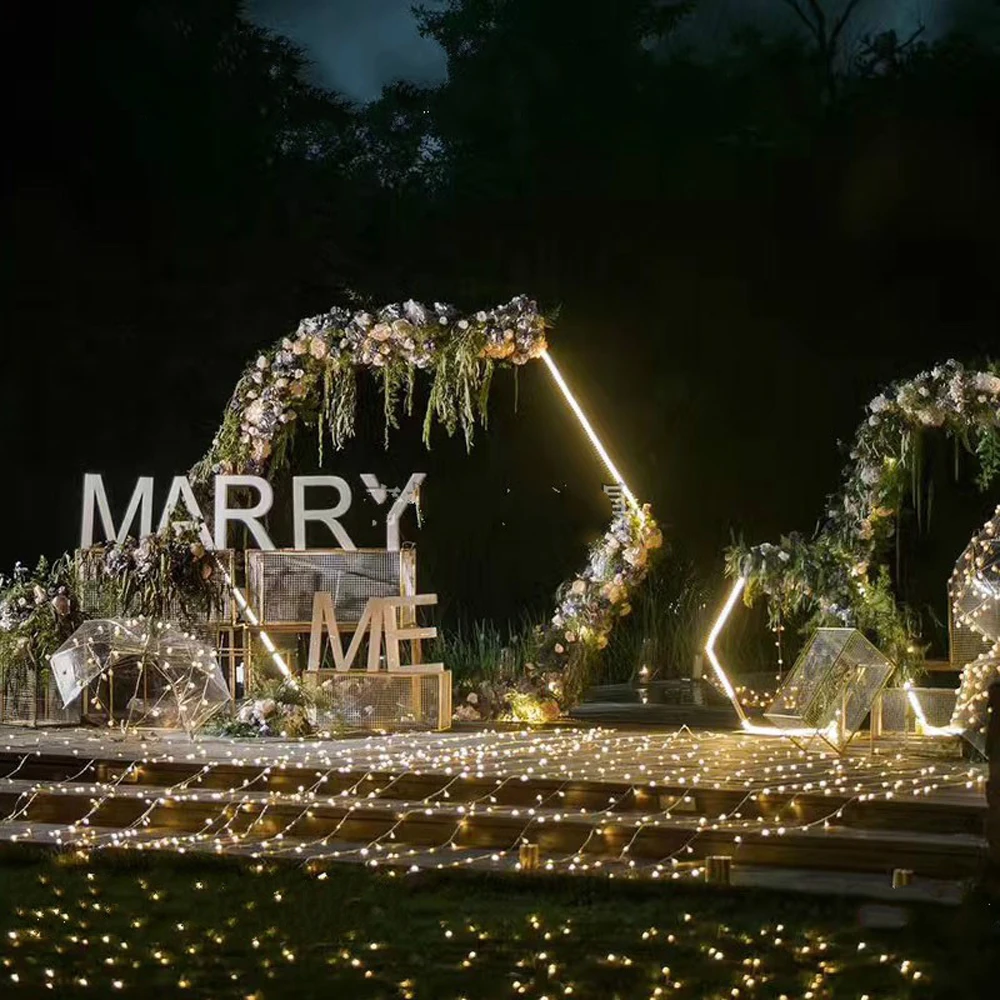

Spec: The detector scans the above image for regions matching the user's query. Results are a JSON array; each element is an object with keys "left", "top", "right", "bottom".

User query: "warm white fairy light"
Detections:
[
  {"left": 0, "top": 846, "right": 937, "bottom": 996},
  {"left": 540, "top": 350, "right": 637, "bottom": 509},
  {"left": 0, "top": 725, "right": 984, "bottom": 892}
]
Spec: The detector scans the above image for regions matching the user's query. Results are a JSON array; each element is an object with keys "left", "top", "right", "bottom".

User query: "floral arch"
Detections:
[
  {"left": 727, "top": 360, "right": 1000, "bottom": 719},
  {"left": 190, "top": 296, "right": 661, "bottom": 703}
]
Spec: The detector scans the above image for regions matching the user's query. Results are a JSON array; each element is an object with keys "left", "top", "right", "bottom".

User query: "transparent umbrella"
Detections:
[{"left": 49, "top": 618, "right": 230, "bottom": 735}]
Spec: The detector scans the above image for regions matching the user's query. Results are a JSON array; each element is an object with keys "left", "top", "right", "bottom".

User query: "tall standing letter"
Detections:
[
  {"left": 213, "top": 475, "right": 275, "bottom": 550},
  {"left": 292, "top": 476, "right": 355, "bottom": 550},
  {"left": 81, "top": 474, "right": 154, "bottom": 548}
]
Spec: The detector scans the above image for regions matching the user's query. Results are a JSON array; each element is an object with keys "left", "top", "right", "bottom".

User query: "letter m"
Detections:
[{"left": 80, "top": 474, "right": 154, "bottom": 548}]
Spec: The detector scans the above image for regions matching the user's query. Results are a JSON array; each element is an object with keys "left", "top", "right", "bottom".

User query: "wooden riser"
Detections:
[
  {"left": 1, "top": 752, "right": 985, "bottom": 840},
  {"left": 0, "top": 782, "right": 986, "bottom": 879}
]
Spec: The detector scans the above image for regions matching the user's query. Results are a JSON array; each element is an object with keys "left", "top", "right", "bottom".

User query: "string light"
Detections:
[
  {"left": 0, "top": 852, "right": 935, "bottom": 996},
  {"left": 0, "top": 726, "right": 984, "bottom": 881}
]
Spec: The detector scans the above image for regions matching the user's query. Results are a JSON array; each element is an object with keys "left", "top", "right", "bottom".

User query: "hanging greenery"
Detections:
[
  {"left": 0, "top": 556, "right": 84, "bottom": 714},
  {"left": 190, "top": 296, "right": 550, "bottom": 482},
  {"left": 727, "top": 360, "right": 1000, "bottom": 676}
]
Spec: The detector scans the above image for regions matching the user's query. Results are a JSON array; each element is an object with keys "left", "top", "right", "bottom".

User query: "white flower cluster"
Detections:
[{"left": 547, "top": 504, "right": 662, "bottom": 658}]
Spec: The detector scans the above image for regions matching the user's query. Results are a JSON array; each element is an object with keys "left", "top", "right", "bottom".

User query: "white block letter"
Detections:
[
  {"left": 360, "top": 472, "right": 425, "bottom": 550},
  {"left": 213, "top": 475, "right": 275, "bottom": 550},
  {"left": 308, "top": 593, "right": 380, "bottom": 672},
  {"left": 293, "top": 476, "right": 355, "bottom": 550},
  {"left": 81, "top": 474, "right": 153, "bottom": 548},
  {"left": 158, "top": 476, "right": 214, "bottom": 549}
]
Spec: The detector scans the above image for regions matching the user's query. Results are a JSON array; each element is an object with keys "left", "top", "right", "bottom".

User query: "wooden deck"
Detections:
[{"left": 0, "top": 724, "right": 987, "bottom": 899}]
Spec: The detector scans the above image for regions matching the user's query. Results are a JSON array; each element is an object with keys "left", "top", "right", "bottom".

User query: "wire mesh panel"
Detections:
[
  {"left": 879, "top": 688, "right": 958, "bottom": 733},
  {"left": 305, "top": 670, "right": 451, "bottom": 731},
  {"left": 246, "top": 549, "right": 415, "bottom": 627},
  {"left": 0, "top": 668, "right": 82, "bottom": 726},
  {"left": 764, "top": 628, "right": 894, "bottom": 746}
]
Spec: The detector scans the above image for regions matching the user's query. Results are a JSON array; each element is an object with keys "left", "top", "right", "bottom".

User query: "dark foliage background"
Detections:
[{"left": 4, "top": 0, "right": 999, "bottom": 658}]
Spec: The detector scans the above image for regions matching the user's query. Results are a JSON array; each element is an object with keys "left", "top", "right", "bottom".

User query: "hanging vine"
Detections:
[{"left": 727, "top": 360, "right": 1000, "bottom": 676}]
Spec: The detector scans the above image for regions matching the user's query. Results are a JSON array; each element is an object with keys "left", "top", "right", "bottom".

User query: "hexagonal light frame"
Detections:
[{"left": 705, "top": 577, "right": 958, "bottom": 739}]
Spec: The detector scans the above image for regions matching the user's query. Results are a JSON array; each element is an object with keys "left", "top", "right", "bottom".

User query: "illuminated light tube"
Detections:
[
  {"left": 705, "top": 579, "right": 827, "bottom": 738},
  {"left": 217, "top": 560, "right": 294, "bottom": 684},
  {"left": 704, "top": 577, "right": 749, "bottom": 724},
  {"left": 903, "top": 681, "right": 959, "bottom": 737},
  {"left": 541, "top": 349, "right": 638, "bottom": 510}
]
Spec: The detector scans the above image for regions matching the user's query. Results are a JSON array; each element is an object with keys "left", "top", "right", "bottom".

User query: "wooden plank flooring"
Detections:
[{"left": 0, "top": 724, "right": 987, "bottom": 895}]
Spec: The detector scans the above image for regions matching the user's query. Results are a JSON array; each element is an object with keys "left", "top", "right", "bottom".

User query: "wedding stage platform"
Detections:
[{"left": 0, "top": 723, "right": 986, "bottom": 903}]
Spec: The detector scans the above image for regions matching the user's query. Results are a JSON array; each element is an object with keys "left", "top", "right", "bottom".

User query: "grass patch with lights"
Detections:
[{"left": 0, "top": 849, "right": 992, "bottom": 998}]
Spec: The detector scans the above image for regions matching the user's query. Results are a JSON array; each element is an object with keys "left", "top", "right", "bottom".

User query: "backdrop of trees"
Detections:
[{"left": 5, "top": 0, "right": 999, "bottom": 647}]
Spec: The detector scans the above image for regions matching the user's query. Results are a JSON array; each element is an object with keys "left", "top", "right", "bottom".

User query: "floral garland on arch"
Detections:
[
  {"left": 188, "top": 295, "right": 660, "bottom": 709},
  {"left": 727, "top": 360, "right": 1000, "bottom": 678},
  {"left": 191, "top": 295, "right": 550, "bottom": 481},
  {"left": 535, "top": 503, "right": 663, "bottom": 703}
]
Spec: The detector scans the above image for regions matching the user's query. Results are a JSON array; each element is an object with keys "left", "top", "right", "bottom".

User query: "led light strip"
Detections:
[
  {"left": 541, "top": 350, "right": 637, "bottom": 510},
  {"left": 704, "top": 578, "right": 749, "bottom": 725},
  {"left": 903, "top": 681, "right": 959, "bottom": 736},
  {"left": 706, "top": 579, "right": 966, "bottom": 741},
  {"left": 217, "top": 559, "right": 294, "bottom": 683},
  {"left": 704, "top": 577, "right": 828, "bottom": 738}
]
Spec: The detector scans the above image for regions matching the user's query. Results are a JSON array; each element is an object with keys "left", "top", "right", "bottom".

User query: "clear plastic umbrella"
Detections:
[{"left": 49, "top": 618, "right": 230, "bottom": 735}]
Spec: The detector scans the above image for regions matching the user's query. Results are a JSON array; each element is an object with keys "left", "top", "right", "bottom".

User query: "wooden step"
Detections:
[
  {"left": 3, "top": 752, "right": 985, "bottom": 838},
  {"left": 0, "top": 775, "right": 986, "bottom": 879}
]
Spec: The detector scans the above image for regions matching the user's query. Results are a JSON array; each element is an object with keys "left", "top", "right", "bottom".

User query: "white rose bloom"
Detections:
[{"left": 973, "top": 372, "right": 1000, "bottom": 394}]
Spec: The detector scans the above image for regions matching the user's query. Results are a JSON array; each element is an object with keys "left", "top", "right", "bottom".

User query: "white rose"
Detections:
[{"left": 974, "top": 372, "right": 1000, "bottom": 395}]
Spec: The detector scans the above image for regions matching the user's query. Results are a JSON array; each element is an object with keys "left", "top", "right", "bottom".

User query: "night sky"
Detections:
[{"left": 5, "top": 0, "right": 1000, "bottom": 648}]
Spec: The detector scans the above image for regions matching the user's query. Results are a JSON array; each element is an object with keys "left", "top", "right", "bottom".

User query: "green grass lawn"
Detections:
[{"left": 0, "top": 848, "right": 995, "bottom": 999}]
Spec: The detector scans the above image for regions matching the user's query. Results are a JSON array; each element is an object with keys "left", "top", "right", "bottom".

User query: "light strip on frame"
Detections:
[
  {"left": 704, "top": 577, "right": 750, "bottom": 724},
  {"left": 541, "top": 350, "right": 638, "bottom": 509},
  {"left": 217, "top": 560, "right": 294, "bottom": 684},
  {"left": 903, "top": 681, "right": 958, "bottom": 737},
  {"left": 704, "top": 579, "right": 826, "bottom": 737}
]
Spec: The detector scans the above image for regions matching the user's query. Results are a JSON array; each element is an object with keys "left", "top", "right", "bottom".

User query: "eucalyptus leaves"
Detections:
[{"left": 728, "top": 360, "right": 1000, "bottom": 675}]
